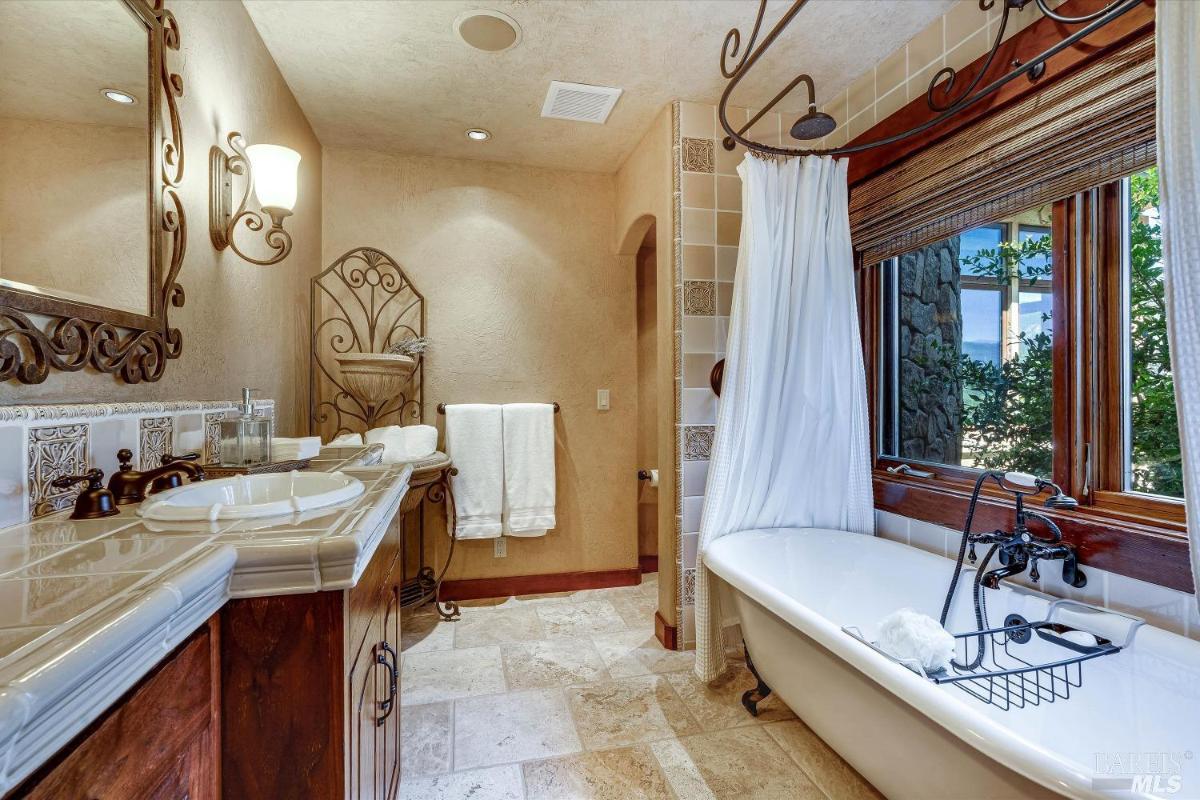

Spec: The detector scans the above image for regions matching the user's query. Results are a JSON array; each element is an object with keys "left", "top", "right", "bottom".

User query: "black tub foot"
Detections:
[{"left": 741, "top": 644, "right": 772, "bottom": 717}]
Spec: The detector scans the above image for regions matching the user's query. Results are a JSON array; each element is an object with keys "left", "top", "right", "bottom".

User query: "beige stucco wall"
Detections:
[
  {"left": 0, "top": 0, "right": 322, "bottom": 436},
  {"left": 321, "top": 146, "right": 638, "bottom": 581},
  {"left": 614, "top": 105, "right": 675, "bottom": 625}
]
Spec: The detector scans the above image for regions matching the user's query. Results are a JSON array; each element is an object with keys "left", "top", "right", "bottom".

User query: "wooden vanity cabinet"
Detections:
[
  {"left": 220, "top": 514, "right": 404, "bottom": 800},
  {"left": 10, "top": 619, "right": 221, "bottom": 800}
]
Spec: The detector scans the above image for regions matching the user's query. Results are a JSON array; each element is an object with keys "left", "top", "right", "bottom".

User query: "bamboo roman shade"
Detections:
[{"left": 850, "top": 34, "right": 1157, "bottom": 265}]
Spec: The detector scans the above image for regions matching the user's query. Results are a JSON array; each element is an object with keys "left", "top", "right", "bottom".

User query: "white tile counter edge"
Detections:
[{"left": 0, "top": 460, "right": 413, "bottom": 794}]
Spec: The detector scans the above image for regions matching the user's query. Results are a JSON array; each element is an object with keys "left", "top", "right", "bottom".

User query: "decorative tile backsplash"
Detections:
[
  {"left": 681, "top": 137, "right": 714, "bottom": 173},
  {"left": 27, "top": 424, "right": 89, "bottom": 518},
  {"left": 137, "top": 417, "right": 173, "bottom": 471},
  {"left": 683, "top": 425, "right": 715, "bottom": 461},
  {"left": 0, "top": 399, "right": 274, "bottom": 526},
  {"left": 683, "top": 281, "right": 716, "bottom": 316}
]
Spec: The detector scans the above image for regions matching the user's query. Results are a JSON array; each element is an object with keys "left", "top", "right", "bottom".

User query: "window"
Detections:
[
  {"left": 1122, "top": 167, "right": 1182, "bottom": 499},
  {"left": 878, "top": 205, "right": 1055, "bottom": 474},
  {"left": 873, "top": 170, "right": 1185, "bottom": 531}
]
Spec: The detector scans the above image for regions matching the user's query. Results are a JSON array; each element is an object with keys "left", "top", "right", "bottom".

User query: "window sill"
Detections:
[{"left": 873, "top": 470, "right": 1194, "bottom": 594}]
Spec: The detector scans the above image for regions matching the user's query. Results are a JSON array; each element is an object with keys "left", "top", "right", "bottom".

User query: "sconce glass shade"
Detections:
[{"left": 246, "top": 144, "right": 300, "bottom": 212}]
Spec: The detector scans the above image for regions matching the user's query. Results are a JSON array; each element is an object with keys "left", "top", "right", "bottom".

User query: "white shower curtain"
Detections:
[
  {"left": 694, "top": 155, "right": 874, "bottom": 682},
  {"left": 1156, "top": 1, "right": 1200, "bottom": 611}
]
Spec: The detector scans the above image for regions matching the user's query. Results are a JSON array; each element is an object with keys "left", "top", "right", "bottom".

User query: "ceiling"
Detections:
[
  {"left": 0, "top": 0, "right": 148, "bottom": 129},
  {"left": 243, "top": 0, "right": 954, "bottom": 174}
]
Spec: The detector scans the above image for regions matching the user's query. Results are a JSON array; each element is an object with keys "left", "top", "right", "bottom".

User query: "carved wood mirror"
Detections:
[{"left": 0, "top": 0, "right": 184, "bottom": 384}]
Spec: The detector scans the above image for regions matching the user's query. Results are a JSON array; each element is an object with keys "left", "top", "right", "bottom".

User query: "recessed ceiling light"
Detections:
[
  {"left": 455, "top": 10, "right": 521, "bottom": 53},
  {"left": 101, "top": 88, "right": 137, "bottom": 105},
  {"left": 466, "top": 128, "right": 491, "bottom": 141}
]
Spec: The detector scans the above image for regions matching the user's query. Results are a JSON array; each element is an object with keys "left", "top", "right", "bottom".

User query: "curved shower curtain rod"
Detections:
[{"left": 718, "top": 0, "right": 1146, "bottom": 157}]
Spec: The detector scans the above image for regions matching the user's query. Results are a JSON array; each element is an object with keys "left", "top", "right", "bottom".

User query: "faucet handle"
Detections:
[
  {"left": 117, "top": 448, "right": 134, "bottom": 471},
  {"left": 161, "top": 452, "right": 200, "bottom": 465},
  {"left": 51, "top": 469, "right": 119, "bottom": 520}
]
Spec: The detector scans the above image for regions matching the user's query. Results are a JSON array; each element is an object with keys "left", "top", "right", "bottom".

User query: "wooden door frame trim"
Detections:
[{"left": 439, "top": 568, "right": 641, "bottom": 602}]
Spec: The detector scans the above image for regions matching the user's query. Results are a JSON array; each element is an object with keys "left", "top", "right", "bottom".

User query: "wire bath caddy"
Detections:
[{"left": 844, "top": 599, "right": 1145, "bottom": 711}]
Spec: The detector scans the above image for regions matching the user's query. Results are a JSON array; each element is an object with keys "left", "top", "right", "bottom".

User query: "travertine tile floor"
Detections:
[{"left": 398, "top": 574, "right": 883, "bottom": 800}]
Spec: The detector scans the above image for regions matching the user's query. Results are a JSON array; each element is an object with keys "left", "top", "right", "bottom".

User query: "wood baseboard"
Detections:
[
  {"left": 655, "top": 611, "right": 678, "bottom": 651},
  {"left": 440, "top": 568, "right": 641, "bottom": 602},
  {"left": 638, "top": 555, "right": 658, "bottom": 574}
]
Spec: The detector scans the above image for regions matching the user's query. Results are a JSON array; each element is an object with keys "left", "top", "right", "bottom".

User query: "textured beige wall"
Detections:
[
  {"left": 614, "top": 105, "right": 675, "bottom": 623},
  {"left": 0, "top": 1, "right": 322, "bottom": 436},
  {"left": 0, "top": 117, "right": 148, "bottom": 315},
  {"left": 321, "top": 147, "right": 638, "bottom": 580}
]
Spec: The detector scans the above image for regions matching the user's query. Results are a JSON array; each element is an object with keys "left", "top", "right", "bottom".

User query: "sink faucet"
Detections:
[
  {"left": 963, "top": 472, "right": 1087, "bottom": 590},
  {"left": 107, "top": 448, "right": 206, "bottom": 505}
]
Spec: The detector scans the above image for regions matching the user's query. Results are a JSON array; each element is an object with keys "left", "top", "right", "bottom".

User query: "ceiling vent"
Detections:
[{"left": 540, "top": 81, "right": 622, "bottom": 124}]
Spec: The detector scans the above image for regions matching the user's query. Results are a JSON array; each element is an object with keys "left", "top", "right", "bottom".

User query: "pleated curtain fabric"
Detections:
[
  {"left": 851, "top": 34, "right": 1157, "bottom": 265},
  {"left": 1155, "top": 1, "right": 1200, "bottom": 613},
  {"left": 694, "top": 155, "right": 875, "bottom": 683}
]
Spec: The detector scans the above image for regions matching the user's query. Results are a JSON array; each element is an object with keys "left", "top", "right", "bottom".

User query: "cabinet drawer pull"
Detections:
[{"left": 375, "top": 641, "right": 399, "bottom": 726}]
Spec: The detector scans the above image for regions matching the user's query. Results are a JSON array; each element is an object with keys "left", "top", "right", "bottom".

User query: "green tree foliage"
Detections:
[{"left": 950, "top": 168, "right": 1182, "bottom": 497}]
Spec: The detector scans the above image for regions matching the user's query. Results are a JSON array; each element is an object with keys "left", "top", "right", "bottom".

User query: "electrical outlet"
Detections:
[
  {"left": 494, "top": 537, "right": 507, "bottom": 558},
  {"left": 597, "top": 389, "right": 610, "bottom": 411}
]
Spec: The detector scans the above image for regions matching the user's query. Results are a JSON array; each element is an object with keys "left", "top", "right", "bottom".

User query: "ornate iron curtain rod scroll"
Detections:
[
  {"left": 718, "top": 0, "right": 1146, "bottom": 157},
  {"left": 437, "top": 403, "right": 560, "bottom": 414}
]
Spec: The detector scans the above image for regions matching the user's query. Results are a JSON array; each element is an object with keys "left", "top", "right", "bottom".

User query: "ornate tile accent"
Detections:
[
  {"left": 204, "top": 412, "right": 225, "bottom": 465},
  {"left": 683, "top": 426, "right": 715, "bottom": 461},
  {"left": 138, "top": 417, "right": 173, "bottom": 470},
  {"left": 28, "top": 425, "right": 89, "bottom": 518},
  {"left": 682, "top": 137, "right": 715, "bottom": 173},
  {"left": 682, "top": 568, "right": 697, "bottom": 605},
  {"left": 683, "top": 281, "right": 716, "bottom": 316}
]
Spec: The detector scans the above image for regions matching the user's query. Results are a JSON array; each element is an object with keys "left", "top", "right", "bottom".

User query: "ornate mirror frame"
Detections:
[{"left": 0, "top": 0, "right": 185, "bottom": 385}]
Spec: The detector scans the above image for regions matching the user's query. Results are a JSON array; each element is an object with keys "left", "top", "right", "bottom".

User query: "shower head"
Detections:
[{"left": 789, "top": 108, "right": 837, "bottom": 141}]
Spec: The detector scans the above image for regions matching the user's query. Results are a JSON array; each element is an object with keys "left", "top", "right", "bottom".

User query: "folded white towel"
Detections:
[
  {"left": 445, "top": 404, "right": 504, "bottom": 539},
  {"left": 270, "top": 436, "right": 321, "bottom": 461},
  {"left": 875, "top": 608, "right": 955, "bottom": 674},
  {"left": 501, "top": 403, "right": 556, "bottom": 537},
  {"left": 327, "top": 432, "right": 364, "bottom": 447},
  {"left": 365, "top": 424, "right": 438, "bottom": 463}
]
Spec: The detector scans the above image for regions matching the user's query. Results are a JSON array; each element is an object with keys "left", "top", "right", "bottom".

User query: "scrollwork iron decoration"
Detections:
[
  {"left": 309, "top": 247, "right": 425, "bottom": 438},
  {"left": 718, "top": 0, "right": 1146, "bottom": 157},
  {"left": 0, "top": 0, "right": 186, "bottom": 384}
]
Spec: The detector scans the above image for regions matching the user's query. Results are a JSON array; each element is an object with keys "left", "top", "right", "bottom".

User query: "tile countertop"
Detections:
[{"left": 0, "top": 445, "right": 413, "bottom": 795}]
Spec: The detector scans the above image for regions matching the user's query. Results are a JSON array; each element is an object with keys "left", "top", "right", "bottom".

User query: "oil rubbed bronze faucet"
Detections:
[
  {"left": 52, "top": 469, "right": 119, "bottom": 520},
  {"left": 107, "top": 449, "right": 206, "bottom": 505}
]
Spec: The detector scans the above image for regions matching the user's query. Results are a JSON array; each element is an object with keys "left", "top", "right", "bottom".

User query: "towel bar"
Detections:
[{"left": 436, "top": 402, "right": 560, "bottom": 414}]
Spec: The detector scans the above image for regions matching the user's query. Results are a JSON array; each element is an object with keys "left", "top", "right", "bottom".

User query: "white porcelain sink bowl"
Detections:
[{"left": 137, "top": 471, "right": 365, "bottom": 522}]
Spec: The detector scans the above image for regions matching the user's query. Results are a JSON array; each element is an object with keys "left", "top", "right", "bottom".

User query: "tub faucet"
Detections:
[{"left": 965, "top": 473, "right": 1087, "bottom": 591}]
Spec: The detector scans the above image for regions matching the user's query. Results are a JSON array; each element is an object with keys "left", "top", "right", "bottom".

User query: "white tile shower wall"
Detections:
[
  {"left": 876, "top": 510, "right": 1199, "bottom": 641},
  {"left": 0, "top": 399, "right": 275, "bottom": 527}
]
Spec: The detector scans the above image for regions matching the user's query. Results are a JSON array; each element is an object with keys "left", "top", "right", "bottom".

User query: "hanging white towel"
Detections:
[
  {"left": 445, "top": 404, "right": 504, "bottom": 539},
  {"left": 501, "top": 403, "right": 556, "bottom": 537}
]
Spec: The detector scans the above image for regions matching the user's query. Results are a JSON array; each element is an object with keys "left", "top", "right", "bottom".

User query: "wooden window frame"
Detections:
[{"left": 862, "top": 182, "right": 1191, "bottom": 593}]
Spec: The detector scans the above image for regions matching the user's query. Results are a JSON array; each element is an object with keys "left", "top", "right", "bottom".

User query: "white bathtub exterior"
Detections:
[{"left": 705, "top": 528, "right": 1200, "bottom": 800}]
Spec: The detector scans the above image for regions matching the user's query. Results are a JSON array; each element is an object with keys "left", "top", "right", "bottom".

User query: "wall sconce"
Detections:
[{"left": 209, "top": 132, "right": 300, "bottom": 266}]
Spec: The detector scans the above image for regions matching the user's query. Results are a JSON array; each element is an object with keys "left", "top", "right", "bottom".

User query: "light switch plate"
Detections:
[
  {"left": 597, "top": 389, "right": 610, "bottom": 411},
  {"left": 494, "top": 537, "right": 507, "bottom": 558}
]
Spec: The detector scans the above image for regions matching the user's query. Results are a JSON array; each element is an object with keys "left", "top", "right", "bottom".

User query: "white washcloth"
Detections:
[
  {"left": 875, "top": 608, "right": 955, "bottom": 674},
  {"left": 445, "top": 404, "right": 504, "bottom": 539},
  {"left": 365, "top": 424, "right": 438, "bottom": 463},
  {"left": 501, "top": 403, "right": 556, "bottom": 536},
  {"left": 327, "top": 432, "right": 364, "bottom": 447},
  {"left": 270, "top": 436, "right": 321, "bottom": 461}
]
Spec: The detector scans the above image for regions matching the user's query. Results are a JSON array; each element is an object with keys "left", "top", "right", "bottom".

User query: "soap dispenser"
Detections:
[{"left": 220, "top": 388, "right": 273, "bottom": 467}]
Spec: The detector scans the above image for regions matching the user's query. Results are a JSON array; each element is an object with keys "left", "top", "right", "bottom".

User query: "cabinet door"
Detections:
[
  {"left": 378, "top": 583, "right": 402, "bottom": 799},
  {"left": 348, "top": 611, "right": 386, "bottom": 800}
]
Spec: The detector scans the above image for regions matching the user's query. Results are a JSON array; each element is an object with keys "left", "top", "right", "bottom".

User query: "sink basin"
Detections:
[{"left": 137, "top": 471, "right": 365, "bottom": 522}]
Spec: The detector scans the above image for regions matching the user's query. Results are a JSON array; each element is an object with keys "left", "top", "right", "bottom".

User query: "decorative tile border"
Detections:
[
  {"left": 28, "top": 425, "right": 89, "bottom": 518},
  {"left": 0, "top": 399, "right": 251, "bottom": 423},
  {"left": 683, "top": 281, "right": 716, "bottom": 316},
  {"left": 204, "top": 412, "right": 225, "bottom": 465},
  {"left": 682, "top": 137, "right": 715, "bottom": 173},
  {"left": 138, "top": 417, "right": 173, "bottom": 471},
  {"left": 682, "top": 567, "right": 697, "bottom": 605},
  {"left": 683, "top": 425, "right": 715, "bottom": 461}
]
